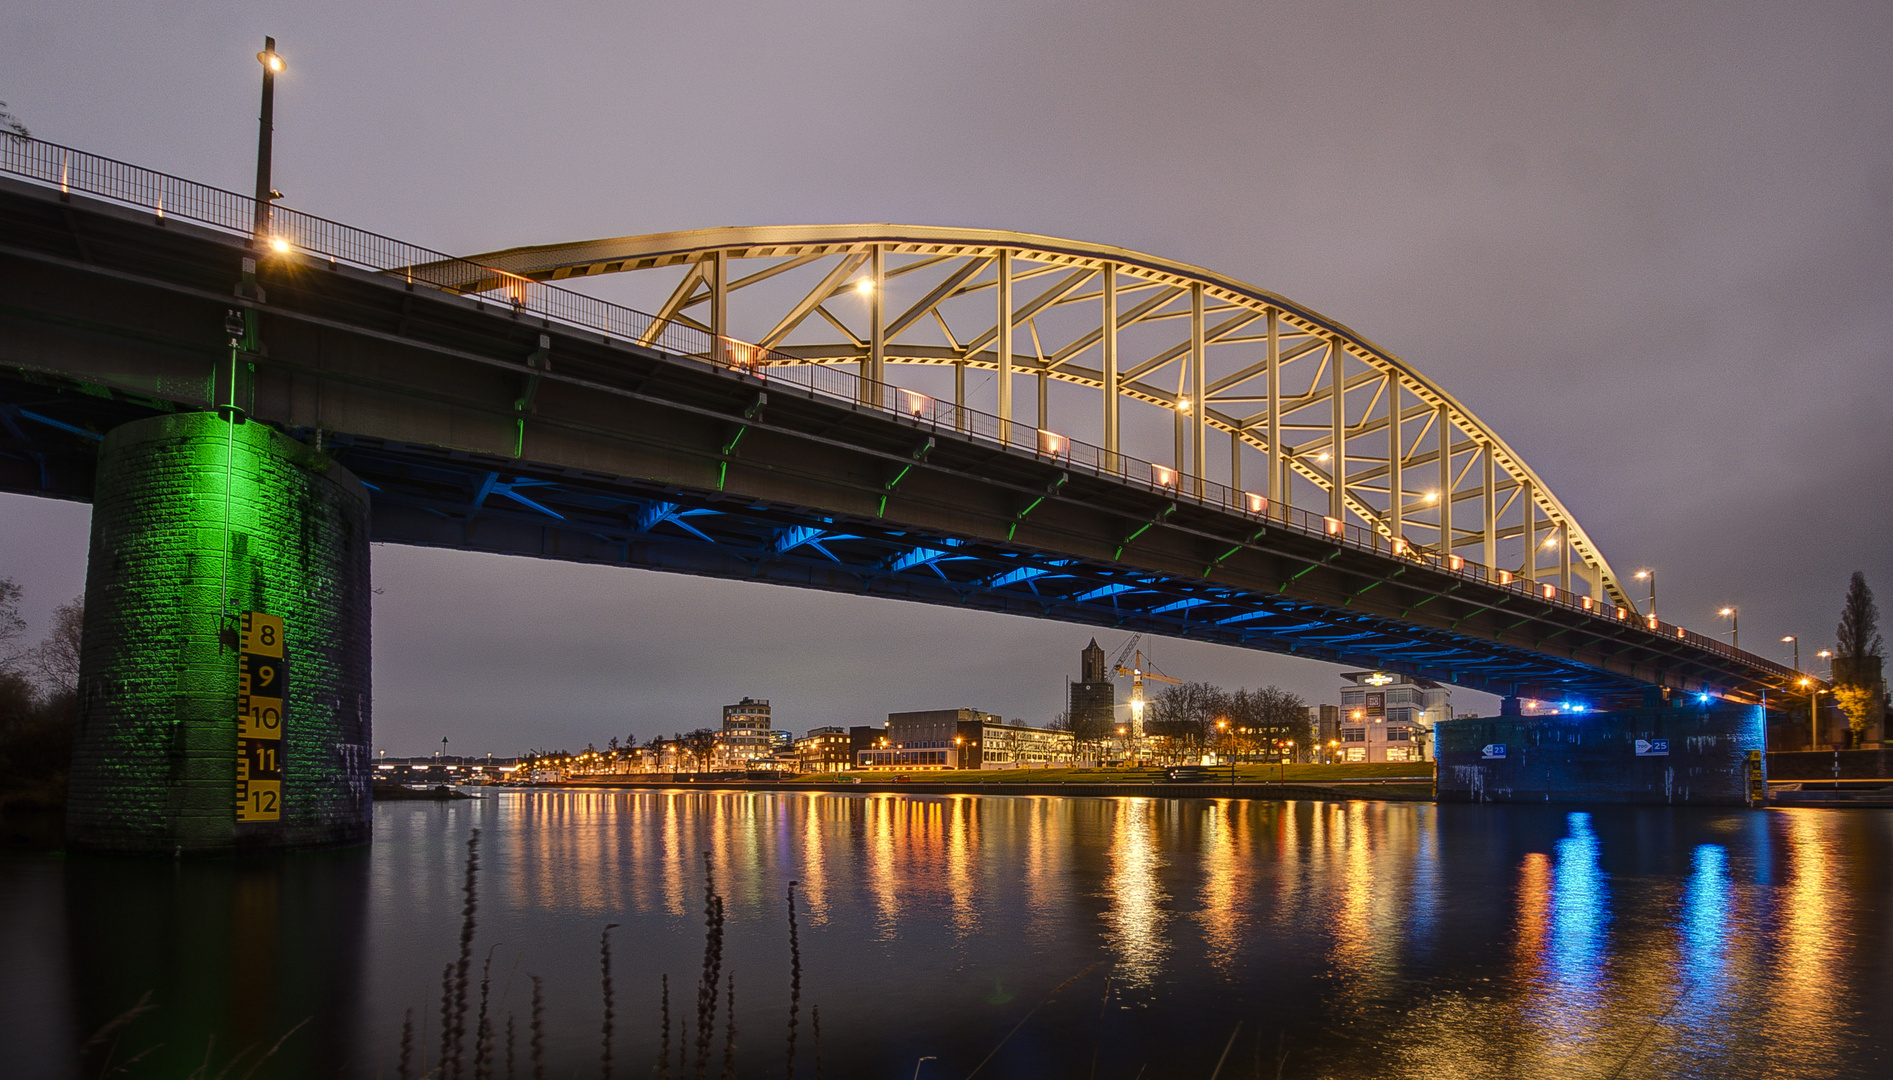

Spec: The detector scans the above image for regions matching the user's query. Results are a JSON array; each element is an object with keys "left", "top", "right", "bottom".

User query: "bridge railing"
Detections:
[{"left": 0, "top": 135, "right": 1800, "bottom": 688}]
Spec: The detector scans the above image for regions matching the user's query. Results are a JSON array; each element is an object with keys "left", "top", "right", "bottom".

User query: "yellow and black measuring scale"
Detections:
[{"left": 236, "top": 611, "right": 286, "bottom": 822}]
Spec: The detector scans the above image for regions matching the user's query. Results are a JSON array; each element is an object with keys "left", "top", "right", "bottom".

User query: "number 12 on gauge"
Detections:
[{"left": 236, "top": 611, "right": 285, "bottom": 823}]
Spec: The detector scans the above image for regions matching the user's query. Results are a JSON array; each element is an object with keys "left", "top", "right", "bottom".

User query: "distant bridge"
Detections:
[{"left": 0, "top": 137, "right": 1799, "bottom": 707}]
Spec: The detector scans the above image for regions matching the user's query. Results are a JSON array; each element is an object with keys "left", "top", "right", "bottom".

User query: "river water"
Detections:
[{"left": 4, "top": 792, "right": 1892, "bottom": 1079}]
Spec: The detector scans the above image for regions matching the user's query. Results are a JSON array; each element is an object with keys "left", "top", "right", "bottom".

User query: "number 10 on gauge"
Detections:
[{"left": 236, "top": 611, "right": 285, "bottom": 823}]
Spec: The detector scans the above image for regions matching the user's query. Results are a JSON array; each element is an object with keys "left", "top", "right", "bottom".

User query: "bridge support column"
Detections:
[
  {"left": 67, "top": 413, "right": 373, "bottom": 854},
  {"left": 1436, "top": 700, "right": 1765, "bottom": 806}
]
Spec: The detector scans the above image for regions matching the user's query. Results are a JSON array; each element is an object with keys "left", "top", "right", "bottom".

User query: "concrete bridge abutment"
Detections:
[
  {"left": 67, "top": 412, "right": 373, "bottom": 854},
  {"left": 1435, "top": 700, "right": 1765, "bottom": 806}
]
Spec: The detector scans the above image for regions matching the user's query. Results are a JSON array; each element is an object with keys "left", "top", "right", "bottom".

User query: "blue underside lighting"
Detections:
[
  {"left": 771, "top": 525, "right": 826, "bottom": 553},
  {"left": 985, "top": 565, "right": 1050, "bottom": 588},
  {"left": 1150, "top": 597, "right": 1210, "bottom": 615}
]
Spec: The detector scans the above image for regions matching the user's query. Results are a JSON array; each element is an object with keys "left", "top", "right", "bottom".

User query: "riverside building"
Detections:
[
  {"left": 716, "top": 696, "right": 775, "bottom": 767},
  {"left": 1335, "top": 672, "right": 1450, "bottom": 763},
  {"left": 854, "top": 709, "right": 1067, "bottom": 770}
]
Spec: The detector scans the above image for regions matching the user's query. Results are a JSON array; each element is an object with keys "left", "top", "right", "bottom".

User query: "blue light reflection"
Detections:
[{"left": 1548, "top": 811, "right": 1610, "bottom": 1012}]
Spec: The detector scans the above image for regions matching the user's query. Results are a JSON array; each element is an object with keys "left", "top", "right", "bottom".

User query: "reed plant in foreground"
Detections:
[
  {"left": 600, "top": 923, "right": 620, "bottom": 1080},
  {"left": 783, "top": 880, "right": 802, "bottom": 1079}
]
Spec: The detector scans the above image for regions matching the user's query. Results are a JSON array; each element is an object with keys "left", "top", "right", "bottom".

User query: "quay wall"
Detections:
[{"left": 1434, "top": 701, "right": 1764, "bottom": 806}]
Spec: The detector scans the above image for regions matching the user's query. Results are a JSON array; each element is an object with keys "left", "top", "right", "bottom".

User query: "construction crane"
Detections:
[{"left": 1110, "top": 635, "right": 1180, "bottom": 741}]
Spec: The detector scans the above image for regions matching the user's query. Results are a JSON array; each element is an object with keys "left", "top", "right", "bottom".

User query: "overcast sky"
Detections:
[{"left": 3, "top": 1, "right": 1889, "bottom": 755}]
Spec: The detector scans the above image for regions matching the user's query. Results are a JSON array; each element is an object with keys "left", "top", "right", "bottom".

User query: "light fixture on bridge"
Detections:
[
  {"left": 1175, "top": 396, "right": 1191, "bottom": 413},
  {"left": 1323, "top": 516, "right": 1343, "bottom": 537},
  {"left": 269, "top": 236, "right": 290, "bottom": 254},
  {"left": 1244, "top": 491, "right": 1267, "bottom": 514},
  {"left": 1315, "top": 451, "right": 1331, "bottom": 462},
  {"left": 898, "top": 388, "right": 930, "bottom": 418},
  {"left": 1038, "top": 429, "right": 1068, "bottom": 457},
  {"left": 1542, "top": 584, "right": 1557, "bottom": 600},
  {"left": 1423, "top": 491, "right": 1438, "bottom": 503},
  {"left": 1151, "top": 464, "right": 1176, "bottom": 487},
  {"left": 855, "top": 278, "right": 873, "bottom": 296},
  {"left": 1447, "top": 554, "right": 1464, "bottom": 571},
  {"left": 257, "top": 46, "right": 286, "bottom": 73},
  {"left": 1496, "top": 569, "right": 1513, "bottom": 585}
]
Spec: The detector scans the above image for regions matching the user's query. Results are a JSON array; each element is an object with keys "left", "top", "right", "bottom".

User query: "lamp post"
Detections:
[
  {"left": 1783, "top": 635, "right": 1799, "bottom": 676},
  {"left": 253, "top": 37, "right": 286, "bottom": 243},
  {"left": 1634, "top": 569, "right": 1656, "bottom": 620},
  {"left": 1718, "top": 606, "right": 1739, "bottom": 650},
  {"left": 1798, "top": 677, "right": 1822, "bottom": 750}
]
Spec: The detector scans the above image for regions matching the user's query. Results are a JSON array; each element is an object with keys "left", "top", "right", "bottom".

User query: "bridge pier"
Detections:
[
  {"left": 67, "top": 413, "right": 373, "bottom": 854},
  {"left": 1435, "top": 699, "right": 1765, "bottom": 806}
]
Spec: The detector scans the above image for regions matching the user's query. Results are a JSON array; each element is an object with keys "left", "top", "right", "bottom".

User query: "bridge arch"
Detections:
[{"left": 451, "top": 225, "right": 1634, "bottom": 612}]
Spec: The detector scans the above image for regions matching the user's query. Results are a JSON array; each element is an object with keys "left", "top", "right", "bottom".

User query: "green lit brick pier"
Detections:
[{"left": 66, "top": 412, "right": 373, "bottom": 854}]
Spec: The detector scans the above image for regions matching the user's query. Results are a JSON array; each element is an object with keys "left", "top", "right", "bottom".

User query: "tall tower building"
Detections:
[{"left": 1068, "top": 639, "right": 1116, "bottom": 742}]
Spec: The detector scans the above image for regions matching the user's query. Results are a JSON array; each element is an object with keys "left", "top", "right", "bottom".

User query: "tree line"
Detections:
[
  {"left": 0, "top": 577, "right": 83, "bottom": 809},
  {"left": 1058, "top": 680, "right": 1311, "bottom": 764}
]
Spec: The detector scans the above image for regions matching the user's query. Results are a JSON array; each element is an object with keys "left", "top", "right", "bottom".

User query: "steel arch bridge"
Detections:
[
  {"left": 451, "top": 226, "right": 1632, "bottom": 613},
  {"left": 0, "top": 136, "right": 1802, "bottom": 706}
]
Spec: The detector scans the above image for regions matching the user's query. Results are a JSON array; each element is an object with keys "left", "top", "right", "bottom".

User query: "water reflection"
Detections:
[
  {"left": 8, "top": 795, "right": 1893, "bottom": 1079},
  {"left": 1548, "top": 811, "right": 1610, "bottom": 1017},
  {"left": 1766, "top": 810, "right": 1847, "bottom": 1075},
  {"left": 1101, "top": 798, "right": 1169, "bottom": 986},
  {"left": 52, "top": 851, "right": 368, "bottom": 1080}
]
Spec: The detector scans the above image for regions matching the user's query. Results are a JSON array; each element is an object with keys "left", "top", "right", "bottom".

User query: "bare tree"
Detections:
[
  {"left": 1223, "top": 685, "right": 1309, "bottom": 762},
  {"left": 1145, "top": 682, "right": 1226, "bottom": 764},
  {"left": 0, "top": 577, "right": 27, "bottom": 673},
  {"left": 680, "top": 728, "right": 720, "bottom": 772},
  {"left": 0, "top": 101, "right": 28, "bottom": 140},
  {"left": 29, "top": 596, "right": 82, "bottom": 697}
]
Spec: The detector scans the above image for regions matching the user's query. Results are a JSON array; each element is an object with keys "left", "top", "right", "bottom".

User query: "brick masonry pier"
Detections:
[
  {"left": 67, "top": 413, "right": 373, "bottom": 853},
  {"left": 1435, "top": 701, "right": 1765, "bottom": 806}
]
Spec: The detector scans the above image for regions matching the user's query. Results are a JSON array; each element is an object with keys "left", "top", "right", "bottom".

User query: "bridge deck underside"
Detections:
[{"left": 332, "top": 433, "right": 1642, "bottom": 700}]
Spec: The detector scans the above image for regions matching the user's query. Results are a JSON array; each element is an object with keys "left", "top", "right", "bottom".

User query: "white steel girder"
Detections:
[{"left": 449, "top": 225, "right": 1636, "bottom": 612}]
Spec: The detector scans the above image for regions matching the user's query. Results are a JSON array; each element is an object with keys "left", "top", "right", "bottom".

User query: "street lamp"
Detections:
[
  {"left": 1634, "top": 569, "right": 1656, "bottom": 620},
  {"left": 253, "top": 37, "right": 286, "bottom": 243},
  {"left": 1798, "top": 677, "right": 1826, "bottom": 750},
  {"left": 1718, "top": 606, "right": 1739, "bottom": 650},
  {"left": 1783, "top": 635, "right": 1799, "bottom": 676}
]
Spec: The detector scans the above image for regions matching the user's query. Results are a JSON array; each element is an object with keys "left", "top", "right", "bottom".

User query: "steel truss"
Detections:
[{"left": 455, "top": 226, "right": 1629, "bottom": 612}]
